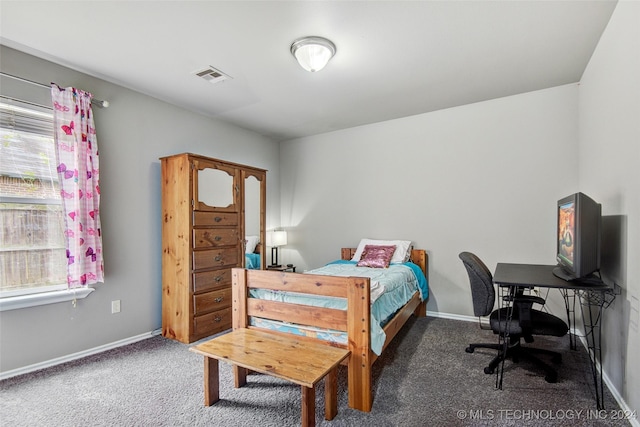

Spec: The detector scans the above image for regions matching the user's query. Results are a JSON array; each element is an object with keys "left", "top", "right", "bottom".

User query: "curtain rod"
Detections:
[{"left": 0, "top": 72, "right": 109, "bottom": 108}]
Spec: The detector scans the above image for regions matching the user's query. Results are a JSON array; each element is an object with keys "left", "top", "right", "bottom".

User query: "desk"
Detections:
[{"left": 493, "top": 263, "right": 615, "bottom": 409}]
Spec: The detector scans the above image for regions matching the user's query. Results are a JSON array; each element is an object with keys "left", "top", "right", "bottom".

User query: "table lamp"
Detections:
[{"left": 267, "top": 230, "right": 287, "bottom": 267}]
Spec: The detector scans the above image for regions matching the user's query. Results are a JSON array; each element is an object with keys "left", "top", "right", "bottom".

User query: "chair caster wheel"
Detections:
[
  {"left": 465, "top": 347, "right": 474, "bottom": 353},
  {"left": 484, "top": 367, "right": 494, "bottom": 375}
]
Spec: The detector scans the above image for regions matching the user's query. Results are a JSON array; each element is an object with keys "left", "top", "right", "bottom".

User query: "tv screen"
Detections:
[
  {"left": 554, "top": 192, "right": 601, "bottom": 281},
  {"left": 557, "top": 200, "right": 576, "bottom": 267}
]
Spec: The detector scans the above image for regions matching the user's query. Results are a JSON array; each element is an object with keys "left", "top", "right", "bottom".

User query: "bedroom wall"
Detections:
[
  {"left": 0, "top": 45, "right": 280, "bottom": 373},
  {"left": 279, "top": 84, "right": 579, "bottom": 319},
  {"left": 577, "top": 1, "right": 640, "bottom": 413}
]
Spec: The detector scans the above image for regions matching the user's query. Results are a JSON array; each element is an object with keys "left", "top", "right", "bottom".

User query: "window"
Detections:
[{"left": 0, "top": 101, "right": 68, "bottom": 298}]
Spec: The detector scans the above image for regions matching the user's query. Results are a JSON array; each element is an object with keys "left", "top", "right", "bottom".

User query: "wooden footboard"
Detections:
[{"left": 231, "top": 248, "right": 428, "bottom": 412}]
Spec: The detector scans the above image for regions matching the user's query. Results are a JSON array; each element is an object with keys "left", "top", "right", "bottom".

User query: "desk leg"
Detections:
[
  {"left": 560, "top": 289, "right": 577, "bottom": 350},
  {"left": 204, "top": 357, "right": 219, "bottom": 406},
  {"left": 578, "top": 290, "right": 606, "bottom": 410},
  {"left": 496, "top": 285, "right": 514, "bottom": 390}
]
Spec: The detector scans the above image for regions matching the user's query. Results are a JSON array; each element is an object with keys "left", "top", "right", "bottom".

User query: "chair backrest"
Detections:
[{"left": 459, "top": 252, "right": 495, "bottom": 317}]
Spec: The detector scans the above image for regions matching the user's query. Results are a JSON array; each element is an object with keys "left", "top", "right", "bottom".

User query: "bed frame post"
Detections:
[
  {"left": 231, "top": 268, "right": 248, "bottom": 387},
  {"left": 341, "top": 248, "right": 355, "bottom": 261},
  {"left": 411, "top": 249, "right": 428, "bottom": 318},
  {"left": 232, "top": 268, "right": 248, "bottom": 329},
  {"left": 347, "top": 277, "right": 373, "bottom": 412}
]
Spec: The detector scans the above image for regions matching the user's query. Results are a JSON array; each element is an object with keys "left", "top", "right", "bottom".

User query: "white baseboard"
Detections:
[
  {"left": 426, "top": 310, "right": 477, "bottom": 322},
  {"left": 0, "top": 328, "right": 162, "bottom": 381}
]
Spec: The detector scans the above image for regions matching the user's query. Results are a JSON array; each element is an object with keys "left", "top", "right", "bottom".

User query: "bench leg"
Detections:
[
  {"left": 233, "top": 366, "right": 247, "bottom": 388},
  {"left": 324, "top": 368, "right": 338, "bottom": 420},
  {"left": 301, "top": 385, "right": 316, "bottom": 427},
  {"left": 203, "top": 357, "right": 219, "bottom": 406}
]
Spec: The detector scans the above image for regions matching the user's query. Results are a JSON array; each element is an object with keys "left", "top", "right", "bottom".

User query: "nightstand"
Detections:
[{"left": 267, "top": 264, "right": 296, "bottom": 272}]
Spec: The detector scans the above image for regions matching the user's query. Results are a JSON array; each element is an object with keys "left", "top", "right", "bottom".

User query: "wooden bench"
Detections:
[{"left": 190, "top": 328, "right": 351, "bottom": 427}]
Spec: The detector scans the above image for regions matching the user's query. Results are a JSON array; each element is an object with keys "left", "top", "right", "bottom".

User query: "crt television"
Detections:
[{"left": 553, "top": 192, "right": 602, "bottom": 281}]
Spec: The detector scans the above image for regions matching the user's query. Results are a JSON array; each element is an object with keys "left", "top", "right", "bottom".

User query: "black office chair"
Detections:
[{"left": 459, "top": 252, "right": 569, "bottom": 383}]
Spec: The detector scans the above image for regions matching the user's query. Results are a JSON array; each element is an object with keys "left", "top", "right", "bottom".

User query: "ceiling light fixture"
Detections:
[{"left": 290, "top": 36, "right": 336, "bottom": 72}]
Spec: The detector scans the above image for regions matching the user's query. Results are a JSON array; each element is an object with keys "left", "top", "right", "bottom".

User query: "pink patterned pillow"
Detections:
[{"left": 357, "top": 245, "right": 397, "bottom": 268}]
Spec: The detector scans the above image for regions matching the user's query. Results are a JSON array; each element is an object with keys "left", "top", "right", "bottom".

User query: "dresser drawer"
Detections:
[
  {"left": 193, "top": 307, "right": 231, "bottom": 338},
  {"left": 193, "top": 211, "right": 238, "bottom": 227},
  {"left": 193, "top": 287, "right": 232, "bottom": 315},
  {"left": 193, "top": 269, "right": 231, "bottom": 293},
  {"left": 193, "top": 228, "right": 238, "bottom": 249},
  {"left": 193, "top": 247, "right": 239, "bottom": 270}
]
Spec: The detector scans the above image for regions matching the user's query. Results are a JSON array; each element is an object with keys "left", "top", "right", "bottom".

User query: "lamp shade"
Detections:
[
  {"left": 268, "top": 230, "right": 288, "bottom": 247},
  {"left": 290, "top": 36, "right": 336, "bottom": 72}
]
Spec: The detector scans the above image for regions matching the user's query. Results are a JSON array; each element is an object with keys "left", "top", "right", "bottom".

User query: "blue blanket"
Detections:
[
  {"left": 326, "top": 260, "right": 428, "bottom": 300},
  {"left": 245, "top": 253, "right": 261, "bottom": 270}
]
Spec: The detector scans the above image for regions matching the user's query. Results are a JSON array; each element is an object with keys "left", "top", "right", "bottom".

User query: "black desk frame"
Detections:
[{"left": 493, "top": 263, "right": 615, "bottom": 410}]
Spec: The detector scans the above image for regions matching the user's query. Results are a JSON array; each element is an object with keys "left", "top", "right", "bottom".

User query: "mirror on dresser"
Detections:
[
  {"left": 160, "top": 153, "right": 266, "bottom": 343},
  {"left": 243, "top": 173, "right": 265, "bottom": 270},
  {"left": 196, "top": 166, "right": 235, "bottom": 211}
]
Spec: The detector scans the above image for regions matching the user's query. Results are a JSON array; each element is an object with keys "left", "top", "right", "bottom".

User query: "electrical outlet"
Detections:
[{"left": 111, "top": 300, "right": 121, "bottom": 314}]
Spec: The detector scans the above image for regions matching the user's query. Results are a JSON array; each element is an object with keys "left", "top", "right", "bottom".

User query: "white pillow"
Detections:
[
  {"left": 351, "top": 238, "right": 412, "bottom": 264},
  {"left": 245, "top": 235, "right": 260, "bottom": 254}
]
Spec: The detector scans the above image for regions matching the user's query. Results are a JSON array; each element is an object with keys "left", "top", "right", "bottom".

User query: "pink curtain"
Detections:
[{"left": 51, "top": 84, "right": 104, "bottom": 287}]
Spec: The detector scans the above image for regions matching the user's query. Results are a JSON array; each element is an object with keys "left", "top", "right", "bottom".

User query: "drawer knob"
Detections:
[
  {"left": 215, "top": 255, "right": 223, "bottom": 261},
  {"left": 214, "top": 297, "right": 224, "bottom": 303},
  {"left": 214, "top": 316, "right": 222, "bottom": 322},
  {"left": 214, "top": 216, "right": 222, "bottom": 222},
  {"left": 214, "top": 235, "right": 222, "bottom": 241},
  {"left": 214, "top": 276, "right": 222, "bottom": 282}
]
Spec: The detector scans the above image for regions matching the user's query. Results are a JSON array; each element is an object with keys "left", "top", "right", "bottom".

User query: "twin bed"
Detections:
[{"left": 229, "top": 242, "right": 429, "bottom": 412}]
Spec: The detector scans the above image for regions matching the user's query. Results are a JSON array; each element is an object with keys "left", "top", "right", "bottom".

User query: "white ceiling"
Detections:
[{"left": 0, "top": 1, "right": 617, "bottom": 141}]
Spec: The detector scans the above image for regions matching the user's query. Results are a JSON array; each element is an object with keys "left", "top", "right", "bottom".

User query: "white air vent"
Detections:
[{"left": 192, "top": 66, "right": 232, "bottom": 84}]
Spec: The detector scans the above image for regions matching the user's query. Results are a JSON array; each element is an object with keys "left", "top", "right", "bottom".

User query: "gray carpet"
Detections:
[{"left": 0, "top": 317, "right": 631, "bottom": 426}]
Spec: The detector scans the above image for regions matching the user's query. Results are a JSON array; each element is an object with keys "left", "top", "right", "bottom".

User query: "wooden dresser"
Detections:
[{"left": 160, "top": 153, "right": 266, "bottom": 343}]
